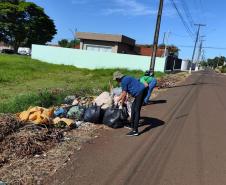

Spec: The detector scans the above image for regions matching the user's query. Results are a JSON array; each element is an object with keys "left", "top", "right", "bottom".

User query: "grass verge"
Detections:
[{"left": 0, "top": 54, "right": 165, "bottom": 113}]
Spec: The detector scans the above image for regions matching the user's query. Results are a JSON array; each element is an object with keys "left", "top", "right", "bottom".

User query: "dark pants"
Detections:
[{"left": 131, "top": 88, "right": 147, "bottom": 132}]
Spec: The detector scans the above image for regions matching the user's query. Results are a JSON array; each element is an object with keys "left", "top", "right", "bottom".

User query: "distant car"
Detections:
[
  {"left": 18, "top": 47, "right": 31, "bottom": 56},
  {"left": 1, "top": 49, "right": 14, "bottom": 54}
]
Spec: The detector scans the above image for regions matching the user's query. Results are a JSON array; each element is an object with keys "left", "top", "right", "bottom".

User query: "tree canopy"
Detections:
[
  {"left": 207, "top": 56, "right": 226, "bottom": 68},
  {"left": 58, "top": 39, "right": 80, "bottom": 48},
  {"left": 0, "top": 0, "right": 57, "bottom": 52}
]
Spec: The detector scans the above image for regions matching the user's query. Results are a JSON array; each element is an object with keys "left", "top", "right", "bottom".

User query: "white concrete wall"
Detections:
[{"left": 31, "top": 44, "right": 167, "bottom": 72}]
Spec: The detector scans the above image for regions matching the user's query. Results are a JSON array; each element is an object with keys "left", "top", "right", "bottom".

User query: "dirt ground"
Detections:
[{"left": 45, "top": 70, "right": 226, "bottom": 185}]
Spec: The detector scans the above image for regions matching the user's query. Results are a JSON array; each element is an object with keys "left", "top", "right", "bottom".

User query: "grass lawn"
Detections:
[{"left": 0, "top": 54, "right": 165, "bottom": 113}]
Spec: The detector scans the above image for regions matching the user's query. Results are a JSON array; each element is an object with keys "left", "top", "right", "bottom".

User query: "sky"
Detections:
[{"left": 30, "top": 0, "right": 226, "bottom": 60}]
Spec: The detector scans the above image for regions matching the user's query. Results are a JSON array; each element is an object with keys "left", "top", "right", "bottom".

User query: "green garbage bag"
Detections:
[{"left": 67, "top": 106, "right": 86, "bottom": 120}]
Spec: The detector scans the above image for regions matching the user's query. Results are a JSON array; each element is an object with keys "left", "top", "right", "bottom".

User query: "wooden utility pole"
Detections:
[
  {"left": 150, "top": 0, "right": 164, "bottom": 72},
  {"left": 189, "top": 24, "right": 206, "bottom": 72}
]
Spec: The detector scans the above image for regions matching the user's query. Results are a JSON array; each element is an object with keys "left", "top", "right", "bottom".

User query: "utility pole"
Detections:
[
  {"left": 162, "top": 32, "right": 166, "bottom": 44},
  {"left": 197, "top": 36, "right": 205, "bottom": 63},
  {"left": 163, "top": 31, "right": 170, "bottom": 57},
  {"left": 150, "top": 0, "right": 164, "bottom": 73},
  {"left": 69, "top": 27, "right": 77, "bottom": 48},
  {"left": 195, "top": 37, "right": 204, "bottom": 71},
  {"left": 189, "top": 24, "right": 206, "bottom": 73}
]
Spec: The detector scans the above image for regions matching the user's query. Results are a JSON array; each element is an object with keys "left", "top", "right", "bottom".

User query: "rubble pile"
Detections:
[
  {"left": 157, "top": 78, "right": 177, "bottom": 88},
  {"left": 157, "top": 73, "right": 188, "bottom": 89},
  {"left": 0, "top": 93, "right": 118, "bottom": 174}
]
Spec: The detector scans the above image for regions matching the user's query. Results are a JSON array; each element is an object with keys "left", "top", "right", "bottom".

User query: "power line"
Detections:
[
  {"left": 169, "top": 0, "right": 195, "bottom": 40},
  {"left": 170, "top": 32, "right": 190, "bottom": 38},
  {"left": 178, "top": 45, "right": 226, "bottom": 50},
  {"left": 191, "top": 24, "right": 206, "bottom": 65},
  {"left": 181, "top": 0, "right": 195, "bottom": 29}
]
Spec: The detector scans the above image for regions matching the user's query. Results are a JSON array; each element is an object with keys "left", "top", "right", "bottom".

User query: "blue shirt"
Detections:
[{"left": 121, "top": 76, "right": 145, "bottom": 97}]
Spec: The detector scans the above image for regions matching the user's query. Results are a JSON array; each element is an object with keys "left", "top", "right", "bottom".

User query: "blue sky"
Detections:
[{"left": 30, "top": 0, "right": 225, "bottom": 59}]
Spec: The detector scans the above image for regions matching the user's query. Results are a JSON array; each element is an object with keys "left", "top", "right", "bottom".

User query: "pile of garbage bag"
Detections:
[{"left": 17, "top": 90, "right": 132, "bottom": 129}]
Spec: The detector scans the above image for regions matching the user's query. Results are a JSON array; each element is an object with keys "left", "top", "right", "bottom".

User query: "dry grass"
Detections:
[{"left": 0, "top": 118, "right": 109, "bottom": 184}]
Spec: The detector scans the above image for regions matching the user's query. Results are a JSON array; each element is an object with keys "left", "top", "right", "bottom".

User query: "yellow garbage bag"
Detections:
[
  {"left": 53, "top": 117, "right": 74, "bottom": 126},
  {"left": 19, "top": 111, "right": 30, "bottom": 121},
  {"left": 18, "top": 106, "right": 54, "bottom": 125}
]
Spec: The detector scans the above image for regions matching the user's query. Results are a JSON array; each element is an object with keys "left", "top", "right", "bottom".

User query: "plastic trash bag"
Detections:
[
  {"left": 94, "top": 92, "right": 112, "bottom": 109},
  {"left": 103, "top": 106, "right": 129, "bottom": 129},
  {"left": 64, "top": 95, "right": 76, "bottom": 105},
  {"left": 0, "top": 181, "right": 6, "bottom": 185},
  {"left": 54, "top": 107, "right": 67, "bottom": 118},
  {"left": 112, "top": 87, "right": 122, "bottom": 96},
  {"left": 67, "top": 106, "right": 86, "bottom": 120},
  {"left": 83, "top": 105, "right": 101, "bottom": 124},
  {"left": 126, "top": 101, "right": 132, "bottom": 118}
]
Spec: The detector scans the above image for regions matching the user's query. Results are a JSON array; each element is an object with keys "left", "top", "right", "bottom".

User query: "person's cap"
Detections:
[{"left": 113, "top": 71, "right": 124, "bottom": 80}]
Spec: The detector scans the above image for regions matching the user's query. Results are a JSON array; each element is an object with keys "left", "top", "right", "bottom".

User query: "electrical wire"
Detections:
[
  {"left": 181, "top": 0, "right": 195, "bottom": 29},
  {"left": 179, "top": 45, "right": 226, "bottom": 50},
  {"left": 169, "top": 0, "right": 195, "bottom": 40},
  {"left": 170, "top": 32, "right": 189, "bottom": 38}
]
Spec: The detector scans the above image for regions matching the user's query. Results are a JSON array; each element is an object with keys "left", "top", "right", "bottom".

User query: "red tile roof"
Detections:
[{"left": 137, "top": 46, "right": 165, "bottom": 57}]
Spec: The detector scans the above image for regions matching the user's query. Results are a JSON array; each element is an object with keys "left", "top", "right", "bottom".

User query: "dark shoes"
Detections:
[{"left": 126, "top": 130, "right": 139, "bottom": 136}]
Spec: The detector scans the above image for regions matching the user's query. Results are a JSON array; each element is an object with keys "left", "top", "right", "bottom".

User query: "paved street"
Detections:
[{"left": 47, "top": 70, "right": 226, "bottom": 185}]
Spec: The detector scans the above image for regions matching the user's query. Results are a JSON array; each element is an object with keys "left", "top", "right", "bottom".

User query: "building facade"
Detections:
[{"left": 77, "top": 32, "right": 136, "bottom": 54}]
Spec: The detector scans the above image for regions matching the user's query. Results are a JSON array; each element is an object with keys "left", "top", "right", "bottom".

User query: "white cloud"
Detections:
[{"left": 103, "top": 0, "right": 156, "bottom": 16}]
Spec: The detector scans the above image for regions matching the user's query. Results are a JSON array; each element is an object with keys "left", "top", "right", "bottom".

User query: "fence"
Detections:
[{"left": 31, "top": 44, "right": 166, "bottom": 72}]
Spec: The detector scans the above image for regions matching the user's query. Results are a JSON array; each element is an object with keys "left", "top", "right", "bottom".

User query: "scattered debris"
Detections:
[
  {"left": 157, "top": 72, "right": 189, "bottom": 89},
  {"left": 0, "top": 123, "right": 108, "bottom": 185},
  {"left": 0, "top": 114, "right": 23, "bottom": 142},
  {"left": 0, "top": 125, "right": 64, "bottom": 160}
]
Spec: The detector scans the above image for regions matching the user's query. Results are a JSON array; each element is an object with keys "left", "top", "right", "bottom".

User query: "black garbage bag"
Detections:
[
  {"left": 103, "top": 106, "right": 129, "bottom": 129},
  {"left": 83, "top": 104, "right": 101, "bottom": 123}
]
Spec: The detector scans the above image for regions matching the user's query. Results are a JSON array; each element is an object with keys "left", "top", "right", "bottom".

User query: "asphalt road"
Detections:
[{"left": 46, "top": 70, "right": 226, "bottom": 185}]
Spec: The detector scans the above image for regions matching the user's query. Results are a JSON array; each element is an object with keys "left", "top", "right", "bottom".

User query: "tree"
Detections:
[
  {"left": 0, "top": 1, "right": 57, "bottom": 52},
  {"left": 68, "top": 39, "right": 80, "bottom": 48},
  {"left": 58, "top": 39, "right": 80, "bottom": 48},
  {"left": 200, "top": 61, "right": 207, "bottom": 67},
  {"left": 158, "top": 44, "right": 179, "bottom": 53},
  {"left": 58, "top": 39, "right": 69, "bottom": 48},
  {"left": 207, "top": 56, "right": 226, "bottom": 68},
  {"left": 0, "top": 0, "right": 24, "bottom": 3}
]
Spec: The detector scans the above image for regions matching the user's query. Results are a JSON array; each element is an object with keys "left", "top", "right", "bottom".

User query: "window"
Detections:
[{"left": 86, "top": 45, "right": 112, "bottom": 53}]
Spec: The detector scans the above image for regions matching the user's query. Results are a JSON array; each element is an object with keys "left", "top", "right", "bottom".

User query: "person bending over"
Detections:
[
  {"left": 140, "top": 70, "right": 157, "bottom": 105},
  {"left": 113, "top": 71, "right": 147, "bottom": 136}
]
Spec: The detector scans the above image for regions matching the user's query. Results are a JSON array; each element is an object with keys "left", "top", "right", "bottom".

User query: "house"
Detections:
[
  {"left": 135, "top": 45, "right": 168, "bottom": 57},
  {"left": 76, "top": 32, "right": 136, "bottom": 54}
]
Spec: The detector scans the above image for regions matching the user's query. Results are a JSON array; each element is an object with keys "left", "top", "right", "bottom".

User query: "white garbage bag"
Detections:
[{"left": 94, "top": 92, "right": 112, "bottom": 109}]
